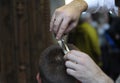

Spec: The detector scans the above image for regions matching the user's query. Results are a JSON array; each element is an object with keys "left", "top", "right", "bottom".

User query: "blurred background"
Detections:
[{"left": 0, "top": 0, "right": 120, "bottom": 83}]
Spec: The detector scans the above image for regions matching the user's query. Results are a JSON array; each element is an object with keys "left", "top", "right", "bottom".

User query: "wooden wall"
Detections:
[{"left": 0, "top": 0, "right": 53, "bottom": 83}]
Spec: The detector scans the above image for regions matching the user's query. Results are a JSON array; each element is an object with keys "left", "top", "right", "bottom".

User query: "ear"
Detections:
[{"left": 36, "top": 73, "right": 42, "bottom": 83}]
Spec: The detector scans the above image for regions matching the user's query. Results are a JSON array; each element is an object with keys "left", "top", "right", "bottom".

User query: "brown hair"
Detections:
[{"left": 39, "top": 44, "right": 78, "bottom": 83}]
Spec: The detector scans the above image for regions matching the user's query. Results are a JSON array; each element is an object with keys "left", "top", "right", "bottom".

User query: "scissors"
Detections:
[
  {"left": 53, "top": 33, "right": 70, "bottom": 54},
  {"left": 57, "top": 39, "right": 70, "bottom": 54}
]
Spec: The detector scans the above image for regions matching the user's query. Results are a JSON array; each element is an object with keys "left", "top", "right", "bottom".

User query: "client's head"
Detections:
[{"left": 37, "top": 44, "right": 78, "bottom": 83}]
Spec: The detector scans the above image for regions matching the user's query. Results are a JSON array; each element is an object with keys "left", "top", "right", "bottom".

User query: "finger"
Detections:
[
  {"left": 50, "top": 13, "right": 56, "bottom": 31},
  {"left": 64, "top": 50, "right": 80, "bottom": 59},
  {"left": 66, "top": 68, "right": 76, "bottom": 77},
  {"left": 64, "top": 53, "right": 80, "bottom": 64},
  {"left": 64, "top": 51, "right": 71, "bottom": 60},
  {"left": 65, "top": 21, "right": 78, "bottom": 33},
  {"left": 64, "top": 50, "right": 85, "bottom": 60},
  {"left": 53, "top": 16, "right": 63, "bottom": 34},
  {"left": 70, "top": 50, "right": 87, "bottom": 58},
  {"left": 65, "top": 61, "right": 79, "bottom": 70},
  {"left": 56, "top": 18, "right": 70, "bottom": 39},
  {"left": 70, "top": 50, "right": 92, "bottom": 66}
]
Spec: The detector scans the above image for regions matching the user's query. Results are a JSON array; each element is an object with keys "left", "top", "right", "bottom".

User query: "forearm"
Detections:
[{"left": 93, "top": 71, "right": 114, "bottom": 83}]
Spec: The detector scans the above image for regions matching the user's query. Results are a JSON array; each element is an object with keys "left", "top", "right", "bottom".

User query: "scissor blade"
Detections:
[{"left": 57, "top": 39, "right": 70, "bottom": 54}]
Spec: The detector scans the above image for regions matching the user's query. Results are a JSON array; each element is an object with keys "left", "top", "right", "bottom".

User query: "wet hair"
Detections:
[{"left": 39, "top": 44, "right": 78, "bottom": 83}]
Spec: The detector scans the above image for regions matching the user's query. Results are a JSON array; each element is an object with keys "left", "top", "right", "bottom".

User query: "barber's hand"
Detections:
[
  {"left": 50, "top": 0, "right": 87, "bottom": 39},
  {"left": 64, "top": 50, "right": 114, "bottom": 83}
]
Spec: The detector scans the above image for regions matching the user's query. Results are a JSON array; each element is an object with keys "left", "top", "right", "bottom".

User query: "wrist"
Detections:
[
  {"left": 76, "top": 0, "right": 88, "bottom": 11},
  {"left": 94, "top": 72, "right": 114, "bottom": 83},
  {"left": 69, "top": 0, "right": 88, "bottom": 12}
]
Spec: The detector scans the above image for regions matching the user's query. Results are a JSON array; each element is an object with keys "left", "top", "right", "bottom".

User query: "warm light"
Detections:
[{"left": 65, "top": 0, "right": 73, "bottom": 4}]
